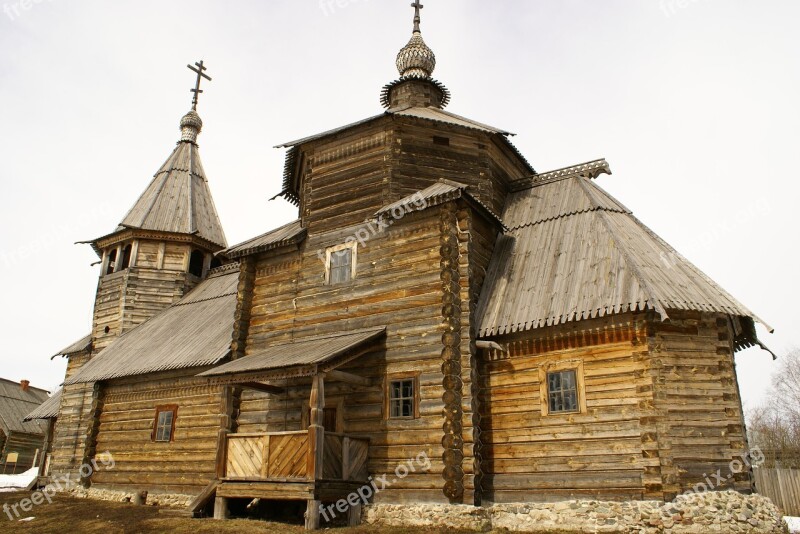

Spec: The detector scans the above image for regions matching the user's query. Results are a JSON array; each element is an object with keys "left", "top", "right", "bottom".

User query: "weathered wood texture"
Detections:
[
  {"left": 646, "top": 311, "right": 751, "bottom": 499},
  {"left": 92, "top": 259, "right": 198, "bottom": 352},
  {"left": 238, "top": 206, "right": 467, "bottom": 504},
  {"left": 49, "top": 353, "right": 96, "bottom": 479},
  {"left": 481, "top": 314, "right": 652, "bottom": 503},
  {"left": 754, "top": 467, "right": 800, "bottom": 516},
  {"left": 296, "top": 115, "right": 528, "bottom": 236},
  {"left": 89, "top": 370, "right": 223, "bottom": 494},
  {"left": 0, "top": 430, "right": 42, "bottom": 474}
]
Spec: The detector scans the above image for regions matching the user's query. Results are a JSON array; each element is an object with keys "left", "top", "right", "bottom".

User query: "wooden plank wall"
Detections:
[
  {"left": 754, "top": 467, "right": 800, "bottom": 516},
  {"left": 648, "top": 311, "right": 751, "bottom": 498},
  {"left": 481, "top": 314, "right": 653, "bottom": 503},
  {"left": 238, "top": 207, "right": 455, "bottom": 504},
  {"left": 91, "top": 370, "right": 223, "bottom": 495},
  {"left": 0, "top": 431, "right": 42, "bottom": 473}
]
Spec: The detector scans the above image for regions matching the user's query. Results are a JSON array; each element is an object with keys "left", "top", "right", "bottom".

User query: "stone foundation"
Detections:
[
  {"left": 364, "top": 491, "right": 787, "bottom": 533},
  {"left": 68, "top": 486, "right": 193, "bottom": 508}
]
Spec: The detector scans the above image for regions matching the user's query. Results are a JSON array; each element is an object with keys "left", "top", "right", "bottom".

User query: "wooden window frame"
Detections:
[
  {"left": 384, "top": 372, "right": 420, "bottom": 420},
  {"left": 152, "top": 405, "right": 178, "bottom": 443},
  {"left": 539, "top": 360, "right": 586, "bottom": 417},
  {"left": 324, "top": 242, "right": 358, "bottom": 285}
]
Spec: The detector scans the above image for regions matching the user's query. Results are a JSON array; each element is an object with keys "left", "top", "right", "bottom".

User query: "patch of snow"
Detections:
[
  {"left": 0, "top": 467, "right": 37, "bottom": 489},
  {"left": 785, "top": 516, "right": 800, "bottom": 534}
]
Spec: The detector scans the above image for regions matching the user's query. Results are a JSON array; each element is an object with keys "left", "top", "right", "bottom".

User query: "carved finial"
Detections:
[
  {"left": 187, "top": 60, "right": 211, "bottom": 111},
  {"left": 411, "top": 0, "right": 423, "bottom": 33}
]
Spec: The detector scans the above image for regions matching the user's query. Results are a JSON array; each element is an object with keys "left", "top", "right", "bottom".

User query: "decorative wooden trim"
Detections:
[
  {"left": 383, "top": 371, "right": 421, "bottom": 420},
  {"left": 538, "top": 360, "right": 587, "bottom": 417},
  {"left": 151, "top": 404, "right": 179, "bottom": 443}
]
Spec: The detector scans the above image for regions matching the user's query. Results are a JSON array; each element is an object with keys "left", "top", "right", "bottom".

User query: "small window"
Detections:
[
  {"left": 325, "top": 243, "right": 357, "bottom": 285},
  {"left": 433, "top": 135, "right": 450, "bottom": 146},
  {"left": 387, "top": 375, "right": 418, "bottom": 420},
  {"left": 152, "top": 405, "right": 178, "bottom": 442},
  {"left": 547, "top": 370, "right": 579, "bottom": 414},
  {"left": 188, "top": 250, "right": 204, "bottom": 277}
]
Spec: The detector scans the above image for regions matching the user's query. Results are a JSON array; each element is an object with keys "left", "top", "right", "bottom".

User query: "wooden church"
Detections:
[{"left": 28, "top": 3, "right": 773, "bottom": 529}]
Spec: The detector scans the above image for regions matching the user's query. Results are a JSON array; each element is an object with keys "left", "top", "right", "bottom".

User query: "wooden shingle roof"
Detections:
[
  {"left": 115, "top": 139, "right": 227, "bottom": 248},
  {"left": 50, "top": 333, "right": 92, "bottom": 360},
  {"left": 223, "top": 219, "right": 306, "bottom": 259},
  {"left": 477, "top": 162, "right": 772, "bottom": 339},
  {"left": 0, "top": 379, "right": 48, "bottom": 435},
  {"left": 64, "top": 267, "right": 239, "bottom": 384}
]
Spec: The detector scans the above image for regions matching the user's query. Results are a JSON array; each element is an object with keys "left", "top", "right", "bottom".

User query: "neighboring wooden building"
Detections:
[
  {"left": 34, "top": 5, "right": 774, "bottom": 530},
  {"left": 0, "top": 378, "right": 48, "bottom": 474}
]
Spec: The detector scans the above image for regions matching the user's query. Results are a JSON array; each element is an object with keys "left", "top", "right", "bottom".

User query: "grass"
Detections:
[{"left": 0, "top": 491, "right": 477, "bottom": 533}]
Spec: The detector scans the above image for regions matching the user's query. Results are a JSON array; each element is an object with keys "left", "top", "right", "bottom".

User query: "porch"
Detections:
[{"left": 198, "top": 328, "right": 385, "bottom": 529}]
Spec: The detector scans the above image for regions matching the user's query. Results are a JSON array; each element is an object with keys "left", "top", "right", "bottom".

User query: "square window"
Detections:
[
  {"left": 547, "top": 370, "right": 579, "bottom": 413},
  {"left": 389, "top": 378, "right": 416, "bottom": 419},
  {"left": 153, "top": 406, "right": 177, "bottom": 442}
]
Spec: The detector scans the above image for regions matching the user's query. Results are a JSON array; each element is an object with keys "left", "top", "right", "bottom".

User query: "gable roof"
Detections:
[
  {"left": 24, "top": 389, "right": 62, "bottom": 421},
  {"left": 114, "top": 140, "right": 227, "bottom": 248},
  {"left": 223, "top": 219, "right": 306, "bottom": 259},
  {"left": 0, "top": 379, "right": 48, "bottom": 435},
  {"left": 64, "top": 267, "right": 239, "bottom": 385},
  {"left": 477, "top": 163, "right": 772, "bottom": 339}
]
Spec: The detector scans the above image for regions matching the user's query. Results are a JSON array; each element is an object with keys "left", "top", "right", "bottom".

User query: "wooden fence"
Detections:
[{"left": 754, "top": 467, "right": 800, "bottom": 516}]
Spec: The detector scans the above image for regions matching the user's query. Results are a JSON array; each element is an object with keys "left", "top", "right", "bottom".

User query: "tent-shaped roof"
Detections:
[
  {"left": 65, "top": 265, "right": 239, "bottom": 385},
  {"left": 115, "top": 137, "right": 227, "bottom": 248},
  {"left": 477, "top": 161, "right": 772, "bottom": 341},
  {"left": 0, "top": 379, "right": 48, "bottom": 434}
]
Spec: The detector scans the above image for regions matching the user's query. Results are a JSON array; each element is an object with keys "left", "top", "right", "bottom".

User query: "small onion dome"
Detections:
[
  {"left": 396, "top": 31, "right": 436, "bottom": 78},
  {"left": 180, "top": 109, "right": 203, "bottom": 143}
]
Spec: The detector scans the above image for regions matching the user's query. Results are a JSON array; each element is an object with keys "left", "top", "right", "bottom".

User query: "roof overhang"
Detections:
[
  {"left": 78, "top": 227, "right": 226, "bottom": 258},
  {"left": 198, "top": 327, "right": 386, "bottom": 385}
]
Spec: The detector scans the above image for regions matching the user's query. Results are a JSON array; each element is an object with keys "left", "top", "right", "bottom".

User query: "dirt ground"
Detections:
[{"left": 0, "top": 491, "right": 476, "bottom": 533}]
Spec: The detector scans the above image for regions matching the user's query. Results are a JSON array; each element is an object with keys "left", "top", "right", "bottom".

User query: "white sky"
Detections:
[{"left": 0, "top": 1, "right": 797, "bottom": 412}]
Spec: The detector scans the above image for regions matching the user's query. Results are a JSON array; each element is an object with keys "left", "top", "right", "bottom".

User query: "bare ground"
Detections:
[{"left": 0, "top": 491, "right": 477, "bottom": 533}]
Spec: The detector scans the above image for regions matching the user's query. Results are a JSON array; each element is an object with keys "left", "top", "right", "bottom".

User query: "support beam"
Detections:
[
  {"left": 476, "top": 340, "right": 506, "bottom": 352},
  {"left": 326, "top": 369, "right": 371, "bottom": 387},
  {"left": 240, "top": 382, "right": 285, "bottom": 395},
  {"left": 306, "top": 373, "right": 325, "bottom": 530},
  {"left": 213, "top": 496, "right": 229, "bottom": 520}
]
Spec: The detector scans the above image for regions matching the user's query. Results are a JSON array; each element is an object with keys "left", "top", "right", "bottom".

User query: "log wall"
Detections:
[
  {"left": 91, "top": 370, "right": 223, "bottom": 495},
  {"left": 481, "top": 314, "right": 652, "bottom": 503},
  {"left": 647, "top": 311, "right": 751, "bottom": 498},
  {"left": 237, "top": 204, "right": 500, "bottom": 504},
  {"left": 50, "top": 352, "right": 96, "bottom": 479},
  {"left": 0, "top": 431, "right": 42, "bottom": 474}
]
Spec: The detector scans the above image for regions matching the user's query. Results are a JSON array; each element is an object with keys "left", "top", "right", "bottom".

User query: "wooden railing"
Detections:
[{"left": 225, "top": 431, "right": 368, "bottom": 482}]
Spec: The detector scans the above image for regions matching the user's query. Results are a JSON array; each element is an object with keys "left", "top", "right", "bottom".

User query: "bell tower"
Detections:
[{"left": 87, "top": 60, "right": 227, "bottom": 352}]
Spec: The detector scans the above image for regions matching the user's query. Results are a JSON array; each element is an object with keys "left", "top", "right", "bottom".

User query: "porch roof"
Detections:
[{"left": 197, "top": 327, "right": 386, "bottom": 383}]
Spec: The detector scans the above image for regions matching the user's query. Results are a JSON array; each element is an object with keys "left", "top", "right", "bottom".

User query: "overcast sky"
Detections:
[{"left": 1, "top": 1, "right": 797, "bottom": 411}]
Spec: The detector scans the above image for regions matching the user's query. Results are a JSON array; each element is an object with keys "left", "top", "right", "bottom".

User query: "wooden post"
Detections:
[
  {"left": 100, "top": 250, "right": 110, "bottom": 276},
  {"left": 112, "top": 244, "right": 123, "bottom": 272},
  {"left": 305, "top": 373, "right": 325, "bottom": 530},
  {"left": 342, "top": 437, "right": 351, "bottom": 481},
  {"left": 156, "top": 242, "right": 166, "bottom": 269},
  {"left": 213, "top": 496, "right": 229, "bottom": 520},
  {"left": 347, "top": 503, "right": 362, "bottom": 526},
  {"left": 129, "top": 240, "right": 139, "bottom": 268},
  {"left": 202, "top": 253, "right": 213, "bottom": 278}
]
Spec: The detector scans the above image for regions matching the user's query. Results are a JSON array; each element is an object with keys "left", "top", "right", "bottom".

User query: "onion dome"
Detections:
[
  {"left": 180, "top": 109, "right": 203, "bottom": 144},
  {"left": 396, "top": 31, "right": 436, "bottom": 78}
]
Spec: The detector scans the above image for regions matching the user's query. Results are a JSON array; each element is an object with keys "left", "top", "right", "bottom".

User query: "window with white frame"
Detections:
[{"left": 325, "top": 242, "right": 357, "bottom": 285}]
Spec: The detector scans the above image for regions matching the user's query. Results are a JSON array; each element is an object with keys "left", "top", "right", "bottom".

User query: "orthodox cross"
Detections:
[
  {"left": 411, "top": 1, "right": 423, "bottom": 32},
  {"left": 187, "top": 60, "right": 212, "bottom": 110}
]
